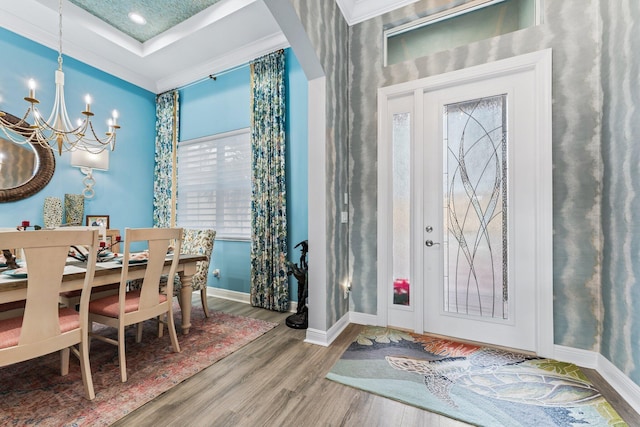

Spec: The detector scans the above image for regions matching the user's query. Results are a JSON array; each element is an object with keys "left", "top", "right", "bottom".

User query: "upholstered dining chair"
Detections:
[
  {"left": 173, "top": 228, "right": 215, "bottom": 317},
  {"left": 126, "top": 228, "right": 215, "bottom": 318},
  {"left": 0, "top": 229, "right": 99, "bottom": 400},
  {"left": 88, "top": 227, "right": 182, "bottom": 382}
]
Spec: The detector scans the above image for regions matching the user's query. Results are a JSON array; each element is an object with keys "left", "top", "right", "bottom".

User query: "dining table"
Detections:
[{"left": 0, "top": 253, "right": 206, "bottom": 334}]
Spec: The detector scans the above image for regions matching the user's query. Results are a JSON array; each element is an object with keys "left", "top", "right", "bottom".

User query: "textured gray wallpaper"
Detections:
[
  {"left": 348, "top": 0, "right": 603, "bottom": 349},
  {"left": 600, "top": 0, "right": 640, "bottom": 385},
  {"left": 288, "top": 0, "right": 350, "bottom": 328},
  {"left": 286, "top": 0, "right": 639, "bottom": 388}
]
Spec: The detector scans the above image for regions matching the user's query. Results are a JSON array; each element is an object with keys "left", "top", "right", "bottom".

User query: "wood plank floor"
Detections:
[{"left": 112, "top": 297, "right": 640, "bottom": 427}]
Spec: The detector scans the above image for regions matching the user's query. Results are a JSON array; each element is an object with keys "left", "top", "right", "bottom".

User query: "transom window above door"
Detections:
[{"left": 384, "top": 0, "right": 541, "bottom": 66}]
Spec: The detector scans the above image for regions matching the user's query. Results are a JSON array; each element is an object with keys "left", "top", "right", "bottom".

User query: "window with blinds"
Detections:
[{"left": 177, "top": 128, "right": 251, "bottom": 240}]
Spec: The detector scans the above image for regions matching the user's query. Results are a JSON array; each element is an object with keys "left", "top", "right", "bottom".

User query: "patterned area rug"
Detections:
[
  {"left": 327, "top": 327, "right": 627, "bottom": 427},
  {"left": 0, "top": 306, "right": 277, "bottom": 426}
]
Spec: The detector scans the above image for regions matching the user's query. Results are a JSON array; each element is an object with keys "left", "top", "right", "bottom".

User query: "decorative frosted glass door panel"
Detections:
[
  {"left": 379, "top": 93, "right": 417, "bottom": 331},
  {"left": 443, "top": 95, "right": 508, "bottom": 319},
  {"left": 393, "top": 112, "right": 411, "bottom": 307}
]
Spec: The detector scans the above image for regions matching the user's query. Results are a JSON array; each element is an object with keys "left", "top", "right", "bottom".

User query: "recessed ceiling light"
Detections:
[{"left": 128, "top": 12, "right": 147, "bottom": 25}]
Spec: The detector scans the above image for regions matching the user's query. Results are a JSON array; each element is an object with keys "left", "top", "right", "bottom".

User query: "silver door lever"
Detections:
[{"left": 425, "top": 240, "right": 440, "bottom": 247}]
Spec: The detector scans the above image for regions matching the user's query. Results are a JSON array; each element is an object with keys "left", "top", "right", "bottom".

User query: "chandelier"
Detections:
[{"left": 0, "top": 0, "right": 120, "bottom": 155}]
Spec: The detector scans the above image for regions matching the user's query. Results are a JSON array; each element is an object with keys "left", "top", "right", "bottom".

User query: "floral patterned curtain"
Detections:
[
  {"left": 153, "top": 90, "right": 179, "bottom": 228},
  {"left": 249, "top": 50, "right": 289, "bottom": 312}
]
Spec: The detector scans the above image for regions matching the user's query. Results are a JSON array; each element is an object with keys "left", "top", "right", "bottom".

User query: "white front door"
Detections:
[
  {"left": 423, "top": 70, "right": 537, "bottom": 352},
  {"left": 378, "top": 50, "right": 553, "bottom": 355}
]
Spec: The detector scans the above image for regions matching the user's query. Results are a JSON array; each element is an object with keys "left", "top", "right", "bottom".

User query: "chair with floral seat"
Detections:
[{"left": 172, "top": 228, "right": 215, "bottom": 317}]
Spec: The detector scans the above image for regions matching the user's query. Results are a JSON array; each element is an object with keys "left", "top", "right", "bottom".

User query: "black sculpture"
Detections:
[
  {"left": 286, "top": 240, "right": 308, "bottom": 329},
  {"left": 2, "top": 224, "right": 41, "bottom": 270},
  {"left": 2, "top": 249, "right": 19, "bottom": 270}
]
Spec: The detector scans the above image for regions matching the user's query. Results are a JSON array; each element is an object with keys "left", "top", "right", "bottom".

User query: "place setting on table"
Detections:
[
  {"left": 68, "top": 234, "right": 123, "bottom": 264},
  {"left": 0, "top": 227, "right": 206, "bottom": 334},
  {"left": 1, "top": 227, "right": 138, "bottom": 291},
  {"left": 0, "top": 221, "right": 41, "bottom": 275}
]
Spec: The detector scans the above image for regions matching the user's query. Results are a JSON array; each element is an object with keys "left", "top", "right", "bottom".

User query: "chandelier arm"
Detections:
[
  {"left": 0, "top": 111, "right": 37, "bottom": 143},
  {"left": 0, "top": 0, "right": 120, "bottom": 155},
  {"left": 87, "top": 121, "right": 115, "bottom": 146}
]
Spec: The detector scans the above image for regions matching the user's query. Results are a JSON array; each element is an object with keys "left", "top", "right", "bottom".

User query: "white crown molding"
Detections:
[
  {"left": 155, "top": 31, "right": 289, "bottom": 93},
  {"left": 60, "top": 39, "right": 157, "bottom": 92},
  {"left": 0, "top": 0, "right": 284, "bottom": 93},
  {"left": 0, "top": 6, "right": 55, "bottom": 54},
  {"left": 336, "top": 0, "right": 419, "bottom": 26},
  {"left": 34, "top": 0, "right": 258, "bottom": 57},
  {"left": 143, "top": 0, "right": 255, "bottom": 57},
  {"left": 32, "top": 0, "right": 143, "bottom": 55},
  {"left": 0, "top": 2, "right": 156, "bottom": 91}
]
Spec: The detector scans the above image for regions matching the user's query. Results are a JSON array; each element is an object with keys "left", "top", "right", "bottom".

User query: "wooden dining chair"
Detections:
[
  {"left": 88, "top": 227, "right": 182, "bottom": 382},
  {"left": 127, "top": 228, "right": 215, "bottom": 317},
  {"left": 0, "top": 229, "right": 99, "bottom": 400}
]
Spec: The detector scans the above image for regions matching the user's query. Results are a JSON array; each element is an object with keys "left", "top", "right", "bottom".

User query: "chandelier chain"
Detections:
[{"left": 58, "top": 0, "right": 63, "bottom": 69}]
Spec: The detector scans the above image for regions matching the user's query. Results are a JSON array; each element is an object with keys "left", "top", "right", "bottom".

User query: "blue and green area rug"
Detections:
[{"left": 327, "top": 327, "right": 627, "bottom": 427}]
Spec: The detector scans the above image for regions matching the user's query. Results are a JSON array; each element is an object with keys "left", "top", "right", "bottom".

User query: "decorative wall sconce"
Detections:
[{"left": 70, "top": 149, "right": 109, "bottom": 199}]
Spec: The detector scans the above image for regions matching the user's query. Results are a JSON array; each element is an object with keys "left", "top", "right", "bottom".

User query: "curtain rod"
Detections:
[
  {"left": 159, "top": 48, "right": 285, "bottom": 96},
  {"left": 173, "top": 62, "right": 251, "bottom": 92}
]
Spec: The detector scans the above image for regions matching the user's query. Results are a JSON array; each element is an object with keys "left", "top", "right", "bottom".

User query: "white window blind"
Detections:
[{"left": 177, "top": 128, "right": 251, "bottom": 240}]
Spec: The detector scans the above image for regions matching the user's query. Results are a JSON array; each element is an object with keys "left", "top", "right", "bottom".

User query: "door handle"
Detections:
[{"left": 425, "top": 240, "right": 440, "bottom": 247}]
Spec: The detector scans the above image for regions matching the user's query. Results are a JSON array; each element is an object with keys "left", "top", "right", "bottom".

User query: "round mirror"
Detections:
[{"left": 0, "top": 112, "right": 55, "bottom": 202}]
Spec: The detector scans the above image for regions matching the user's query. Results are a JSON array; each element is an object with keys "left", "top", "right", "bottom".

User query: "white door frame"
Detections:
[{"left": 377, "top": 49, "right": 553, "bottom": 357}]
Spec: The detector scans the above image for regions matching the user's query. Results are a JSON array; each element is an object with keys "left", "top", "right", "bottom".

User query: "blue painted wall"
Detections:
[
  {"left": 179, "top": 48, "right": 308, "bottom": 303},
  {"left": 0, "top": 27, "right": 156, "bottom": 232},
  {"left": 0, "top": 26, "right": 308, "bottom": 305}
]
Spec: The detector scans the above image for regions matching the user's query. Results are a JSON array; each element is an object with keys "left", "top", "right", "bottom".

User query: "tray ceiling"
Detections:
[
  {"left": 0, "top": 0, "right": 415, "bottom": 93},
  {"left": 68, "top": 0, "right": 226, "bottom": 43}
]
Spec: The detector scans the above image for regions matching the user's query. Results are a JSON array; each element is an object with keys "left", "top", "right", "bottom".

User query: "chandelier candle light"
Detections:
[{"left": 0, "top": 0, "right": 120, "bottom": 155}]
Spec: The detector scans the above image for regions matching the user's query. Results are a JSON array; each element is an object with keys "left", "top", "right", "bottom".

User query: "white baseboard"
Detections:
[
  {"left": 553, "top": 344, "right": 640, "bottom": 414},
  {"left": 597, "top": 353, "right": 640, "bottom": 414},
  {"left": 304, "top": 312, "right": 350, "bottom": 347},
  {"left": 349, "top": 311, "right": 378, "bottom": 326},
  {"left": 206, "top": 287, "right": 297, "bottom": 312},
  {"left": 207, "top": 287, "right": 250, "bottom": 304},
  {"left": 553, "top": 344, "right": 599, "bottom": 369},
  {"left": 304, "top": 328, "right": 331, "bottom": 347}
]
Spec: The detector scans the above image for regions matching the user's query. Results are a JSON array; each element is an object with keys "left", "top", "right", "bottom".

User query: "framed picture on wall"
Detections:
[{"left": 86, "top": 215, "right": 109, "bottom": 229}]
